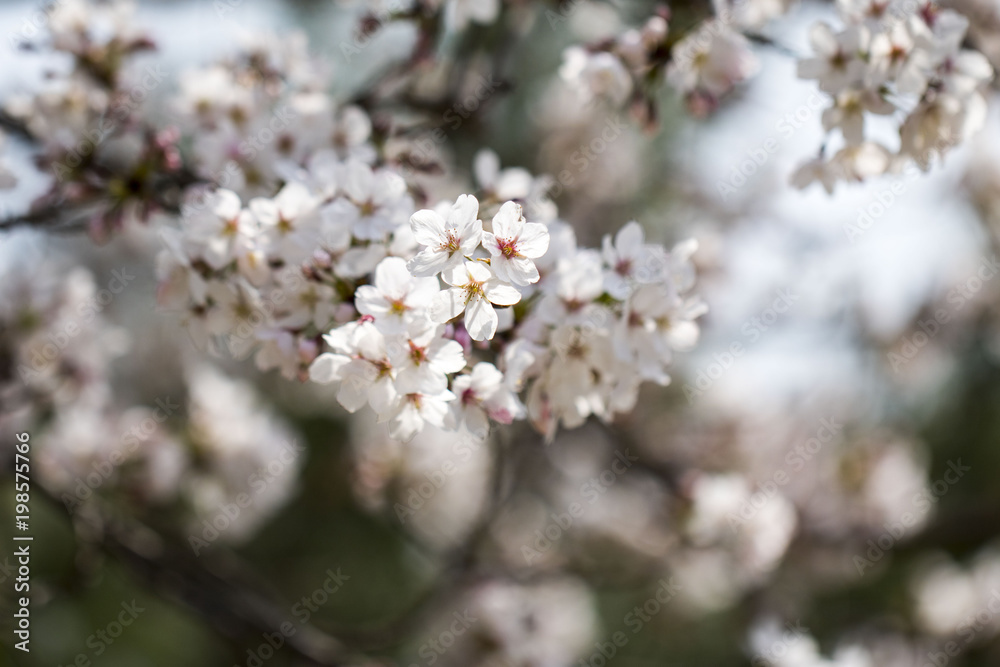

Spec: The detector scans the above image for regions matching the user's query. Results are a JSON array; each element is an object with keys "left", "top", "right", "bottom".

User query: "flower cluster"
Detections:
[
  {"left": 559, "top": 15, "right": 670, "bottom": 109},
  {"left": 305, "top": 195, "right": 703, "bottom": 441},
  {"left": 558, "top": 2, "right": 778, "bottom": 122},
  {"left": 0, "top": 255, "right": 300, "bottom": 542},
  {"left": 793, "top": 0, "right": 994, "bottom": 191},
  {"left": 666, "top": 18, "right": 761, "bottom": 116},
  {"left": 306, "top": 196, "right": 546, "bottom": 441}
]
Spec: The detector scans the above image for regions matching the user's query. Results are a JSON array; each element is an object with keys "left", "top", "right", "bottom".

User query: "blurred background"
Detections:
[{"left": 5, "top": 0, "right": 1000, "bottom": 665}]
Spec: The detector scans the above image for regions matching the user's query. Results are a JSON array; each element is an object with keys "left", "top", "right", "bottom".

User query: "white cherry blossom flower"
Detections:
[
  {"left": 431, "top": 261, "right": 521, "bottom": 341},
  {"left": 355, "top": 257, "right": 439, "bottom": 336},
  {"left": 309, "top": 320, "right": 399, "bottom": 416},
  {"left": 667, "top": 23, "right": 760, "bottom": 107},
  {"left": 601, "top": 221, "right": 668, "bottom": 299},
  {"left": 451, "top": 362, "right": 525, "bottom": 435},
  {"left": 388, "top": 390, "right": 456, "bottom": 441},
  {"left": 821, "top": 88, "right": 895, "bottom": 145},
  {"left": 390, "top": 327, "right": 467, "bottom": 395},
  {"left": 407, "top": 195, "right": 483, "bottom": 277},
  {"left": 250, "top": 182, "right": 320, "bottom": 264},
  {"left": 798, "top": 23, "right": 870, "bottom": 94},
  {"left": 339, "top": 160, "right": 413, "bottom": 241},
  {"left": 559, "top": 47, "right": 634, "bottom": 106},
  {"left": 482, "top": 202, "right": 550, "bottom": 286},
  {"left": 274, "top": 281, "right": 338, "bottom": 330}
]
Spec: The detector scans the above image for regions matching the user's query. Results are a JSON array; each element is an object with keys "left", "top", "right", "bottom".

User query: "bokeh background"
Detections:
[{"left": 5, "top": 0, "right": 1000, "bottom": 665}]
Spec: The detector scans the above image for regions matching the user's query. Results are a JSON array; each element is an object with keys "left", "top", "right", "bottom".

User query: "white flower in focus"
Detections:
[
  {"left": 431, "top": 261, "right": 521, "bottom": 341},
  {"left": 451, "top": 362, "right": 526, "bottom": 435},
  {"left": 309, "top": 320, "right": 399, "bottom": 416},
  {"left": 388, "top": 390, "right": 456, "bottom": 441},
  {"left": 407, "top": 195, "right": 483, "bottom": 277},
  {"left": 355, "top": 257, "right": 439, "bottom": 336},
  {"left": 482, "top": 202, "right": 550, "bottom": 286},
  {"left": 390, "top": 327, "right": 467, "bottom": 395}
]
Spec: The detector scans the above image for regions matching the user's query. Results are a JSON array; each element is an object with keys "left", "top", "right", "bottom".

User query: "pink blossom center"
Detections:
[{"left": 497, "top": 237, "right": 519, "bottom": 258}]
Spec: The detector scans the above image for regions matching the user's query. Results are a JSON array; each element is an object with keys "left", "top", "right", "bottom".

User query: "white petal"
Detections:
[
  {"left": 212, "top": 189, "right": 242, "bottom": 220},
  {"left": 491, "top": 201, "right": 523, "bottom": 238},
  {"left": 464, "top": 295, "right": 498, "bottom": 341},
  {"left": 431, "top": 288, "right": 468, "bottom": 322},
  {"left": 474, "top": 149, "right": 500, "bottom": 187},
  {"left": 447, "top": 194, "right": 479, "bottom": 228},
  {"left": 369, "top": 376, "right": 398, "bottom": 416},
  {"left": 465, "top": 260, "right": 493, "bottom": 284},
  {"left": 614, "top": 221, "right": 644, "bottom": 254},
  {"left": 484, "top": 280, "right": 522, "bottom": 306},
  {"left": 374, "top": 257, "right": 413, "bottom": 300},
  {"left": 407, "top": 248, "right": 452, "bottom": 277},
  {"left": 309, "top": 353, "right": 349, "bottom": 383},
  {"left": 516, "top": 222, "right": 550, "bottom": 259},
  {"left": 410, "top": 209, "right": 446, "bottom": 246},
  {"left": 503, "top": 257, "right": 539, "bottom": 286},
  {"left": 430, "top": 338, "right": 467, "bottom": 373},
  {"left": 481, "top": 231, "right": 501, "bottom": 256}
]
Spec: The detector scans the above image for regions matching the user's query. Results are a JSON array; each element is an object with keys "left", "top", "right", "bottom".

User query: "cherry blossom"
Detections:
[
  {"left": 431, "top": 261, "right": 522, "bottom": 341},
  {"left": 481, "top": 202, "right": 550, "bottom": 286}
]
